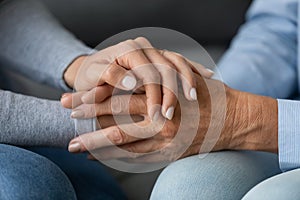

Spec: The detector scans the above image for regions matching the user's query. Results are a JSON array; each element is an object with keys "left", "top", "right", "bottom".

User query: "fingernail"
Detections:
[
  {"left": 190, "top": 88, "right": 197, "bottom": 100},
  {"left": 68, "top": 142, "right": 81, "bottom": 153},
  {"left": 122, "top": 76, "right": 136, "bottom": 90},
  {"left": 206, "top": 68, "right": 214, "bottom": 74},
  {"left": 165, "top": 107, "right": 175, "bottom": 120},
  {"left": 71, "top": 110, "right": 84, "bottom": 118},
  {"left": 61, "top": 93, "right": 69, "bottom": 99},
  {"left": 153, "top": 111, "right": 160, "bottom": 122}
]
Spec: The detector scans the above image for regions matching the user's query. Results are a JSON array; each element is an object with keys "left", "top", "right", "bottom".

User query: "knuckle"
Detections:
[
  {"left": 134, "top": 37, "right": 152, "bottom": 47},
  {"left": 124, "top": 39, "right": 138, "bottom": 49},
  {"left": 145, "top": 69, "right": 161, "bottom": 83},
  {"left": 161, "top": 49, "right": 168, "bottom": 56},
  {"left": 110, "top": 127, "right": 126, "bottom": 144},
  {"left": 103, "top": 66, "right": 116, "bottom": 81},
  {"left": 173, "top": 54, "right": 186, "bottom": 65}
]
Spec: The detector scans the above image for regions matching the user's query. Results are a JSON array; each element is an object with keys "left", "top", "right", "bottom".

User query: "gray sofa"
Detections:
[{"left": 4, "top": 0, "right": 252, "bottom": 199}]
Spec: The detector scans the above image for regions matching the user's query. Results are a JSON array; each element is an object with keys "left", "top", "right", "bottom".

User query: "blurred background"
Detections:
[{"left": 2, "top": 0, "right": 252, "bottom": 199}]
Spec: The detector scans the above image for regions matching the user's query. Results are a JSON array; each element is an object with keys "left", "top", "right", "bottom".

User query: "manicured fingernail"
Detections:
[
  {"left": 68, "top": 142, "right": 81, "bottom": 153},
  {"left": 165, "top": 107, "right": 175, "bottom": 120},
  {"left": 206, "top": 68, "right": 214, "bottom": 74},
  {"left": 122, "top": 76, "right": 136, "bottom": 90},
  {"left": 71, "top": 110, "right": 84, "bottom": 118},
  {"left": 190, "top": 88, "right": 197, "bottom": 100}
]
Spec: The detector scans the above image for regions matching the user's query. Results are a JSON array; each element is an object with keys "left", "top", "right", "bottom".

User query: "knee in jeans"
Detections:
[
  {"left": 243, "top": 169, "right": 300, "bottom": 200},
  {"left": 151, "top": 151, "right": 280, "bottom": 200},
  {"left": 0, "top": 144, "right": 76, "bottom": 200}
]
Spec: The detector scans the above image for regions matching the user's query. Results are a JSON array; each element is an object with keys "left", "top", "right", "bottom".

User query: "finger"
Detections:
[
  {"left": 161, "top": 50, "right": 214, "bottom": 78},
  {"left": 117, "top": 40, "right": 162, "bottom": 120},
  {"left": 99, "top": 62, "right": 137, "bottom": 90},
  {"left": 71, "top": 94, "right": 147, "bottom": 118},
  {"left": 86, "top": 132, "right": 181, "bottom": 163},
  {"left": 141, "top": 48, "right": 178, "bottom": 120},
  {"left": 87, "top": 139, "right": 160, "bottom": 160},
  {"left": 69, "top": 120, "right": 161, "bottom": 152},
  {"left": 133, "top": 37, "right": 154, "bottom": 49},
  {"left": 60, "top": 91, "right": 86, "bottom": 109},
  {"left": 187, "top": 59, "right": 214, "bottom": 78},
  {"left": 81, "top": 84, "right": 116, "bottom": 104},
  {"left": 74, "top": 44, "right": 139, "bottom": 91},
  {"left": 161, "top": 50, "right": 198, "bottom": 101},
  {"left": 98, "top": 115, "right": 144, "bottom": 129},
  {"left": 60, "top": 93, "right": 72, "bottom": 108}
]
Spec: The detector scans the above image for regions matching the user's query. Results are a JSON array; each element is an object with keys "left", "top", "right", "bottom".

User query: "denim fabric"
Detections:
[
  {"left": 28, "top": 147, "right": 127, "bottom": 200},
  {"left": 0, "top": 144, "right": 76, "bottom": 200},
  {"left": 150, "top": 151, "right": 300, "bottom": 200},
  {"left": 0, "top": 144, "right": 126, "bottom": 200},
  {"left": 243, "top": 168, "right": 300, "bottom": 200}
]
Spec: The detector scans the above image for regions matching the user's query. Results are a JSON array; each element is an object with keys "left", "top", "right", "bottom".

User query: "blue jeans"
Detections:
[
  {"left": 0, "top": 144, "right": 126, "bottom": 200},
  {"left": 150, "top": 151, "right": 300, "bottom": 200}
]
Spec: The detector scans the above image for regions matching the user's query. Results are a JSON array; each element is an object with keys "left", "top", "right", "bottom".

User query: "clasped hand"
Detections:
[{"left": 61, "top": 37, "right": 278, "bottom": 162}]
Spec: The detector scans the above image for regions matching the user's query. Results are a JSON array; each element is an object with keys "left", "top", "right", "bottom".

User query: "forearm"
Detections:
[
  {"left": 0, "top": 0, "right": 92, "bottom": 91},
  {"left": 0, "top": 90, "right": 74, "bottom": 147},
  {"left": 225, "top": 90, "right": 278, "bottom": 153}
]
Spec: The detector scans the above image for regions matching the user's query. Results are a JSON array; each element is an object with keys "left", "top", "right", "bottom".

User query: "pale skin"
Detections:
[
  {"left": 62, "top": 73, "right": 278, "bottom": 162},
  {"left": 63, "top": 37, "right": 214, "bottom": 120}
]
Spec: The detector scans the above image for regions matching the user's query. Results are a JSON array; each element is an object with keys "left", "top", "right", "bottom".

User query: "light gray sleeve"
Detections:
[
  {"left": 0, "top": 89, "right": 75, "bottom": 147},
  {"left": 0, "top": 0, "right": 93, "bottom": 91}
]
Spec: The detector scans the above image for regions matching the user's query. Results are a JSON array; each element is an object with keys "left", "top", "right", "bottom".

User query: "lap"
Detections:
[
  {"left": 28, "top": 147, "right": 126, "bottom": 200},
  {"left": 243, "top": 168, "right": 300, "bottom": 200},
  {"left": 150, "top": 151, "right": 282, "bottom": 200},
  {"left": 0, "top": 144, "right": 76, "bottom": 200}
]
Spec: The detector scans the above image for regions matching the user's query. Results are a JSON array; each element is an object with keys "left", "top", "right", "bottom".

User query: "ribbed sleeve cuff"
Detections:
[
  {"left": 74, "top": 118, "right": 98, "bottom": 135},
  {"left": 277, "top": 99, "right": 300, "bottom": 171}
]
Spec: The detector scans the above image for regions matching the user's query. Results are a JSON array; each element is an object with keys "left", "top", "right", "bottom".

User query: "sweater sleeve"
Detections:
[
  {"left": 216, "top": 0, "right": 298, "bottom": 99},
  {"left": 0, "top": 0, "right": 93, "bottom": 91},
  {"left": 0, "top": 89, "right": 75, "bottom": 148}
]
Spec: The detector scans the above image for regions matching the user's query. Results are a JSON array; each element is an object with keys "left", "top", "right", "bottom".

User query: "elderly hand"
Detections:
[
  {"left": 63, "top": 37, "right": 213, "bottom": 120},
  {"left": 65, "top": 74, "right": 278, "bottom": 162}
]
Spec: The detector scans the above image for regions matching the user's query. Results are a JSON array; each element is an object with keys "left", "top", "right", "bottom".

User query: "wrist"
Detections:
[
  {"left": 64, "top": 56, "right": 87, "bottom": 89},
  {"left": 226, "top": 90, "right": 278, "bottom": 153}
]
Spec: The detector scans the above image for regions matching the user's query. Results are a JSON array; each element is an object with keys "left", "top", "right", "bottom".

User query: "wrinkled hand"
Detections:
[
  {"left": 64, "top": 74, "right": 256, "bottom": 163},
  {"left": 65, "top": 73, "right": 278, "bottom": 162}
]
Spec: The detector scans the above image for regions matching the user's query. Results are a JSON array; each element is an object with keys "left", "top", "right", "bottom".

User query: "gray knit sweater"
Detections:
[{"left": 0, "top": 0, "right": 92, "bottom": 147}]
